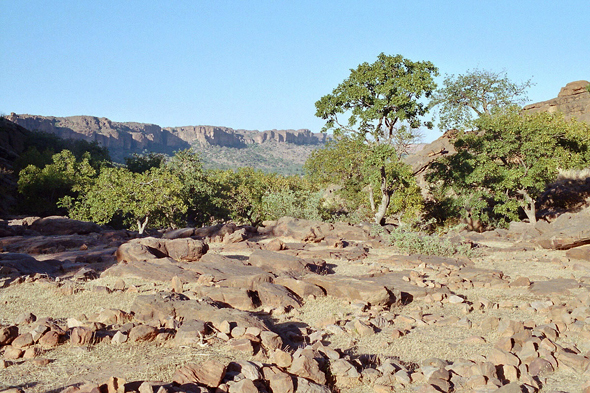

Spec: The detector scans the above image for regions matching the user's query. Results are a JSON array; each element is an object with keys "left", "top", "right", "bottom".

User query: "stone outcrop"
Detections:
[
  {"left": 5, "top": 114, "right": 329, "bottom": 160},
  {"left": 523, "top": 80, "right": 590, "bottom": 123}
]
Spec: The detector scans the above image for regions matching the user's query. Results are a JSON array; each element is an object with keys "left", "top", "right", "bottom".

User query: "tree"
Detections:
[
  {"left": 124, "top": 152, "right": 166, "bottom": 173},
  {"left": 314, "top": 53, "right": 438, "bottom": 224},
  {"left": 433, "top": 68, "right": 533, "bottom": 131},
  {"left": 67, "top": 166, "right": 186, "bottom": 234},
  {"left": 429, "top": 109, "right": 590, "bottom": 227},
  {"left": 166, "top": 149, "right": 228, "bottom": 226},
  {"left": 305, "top": 136, "right": 423, "bottom": 224},
  {"left": 17, "top": 150, "right": 96, "bottom": 216}
]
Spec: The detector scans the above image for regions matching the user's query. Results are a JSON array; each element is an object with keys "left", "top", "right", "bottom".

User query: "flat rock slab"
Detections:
[
  {"left": 101, "top": 257, "right": 199, "bottom": 282},
  {"left": 0, "top": 235, "right": 99, "bottom": 255},
  {"left": 566, "top": 244, "right": 590, "bottom": 262},
  {"left": 303, "top": 274, "right": 400, "bottom": 306},
  {"left": 0, "top": 253, "right": 62, "bottom": 275},
  {"left": 130, "top": 293, "right": 268, "bottom": 331},
  {"left": 536, "top": 211, "right": 590, "bottom": 249},
  {"left": 529, "top": 278, "right": 583, "bottom": 296},
  {"left": 29, "top": 216, "right": 101, "bottom": 236}
]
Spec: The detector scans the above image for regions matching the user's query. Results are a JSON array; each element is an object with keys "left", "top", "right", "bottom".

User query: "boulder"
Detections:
[
  {"left": 29, "top": 216, "right": 101, "bottom": 235},
  {"left": 304, "top": 275, "right": 398, "bottom": 306},
  {"left": 115, "top": 237, "right": 208, "bottom": 263},
  {"left": 173, "top": 359, "right": 227, "bottom": 388},
  {"left": 535, "top": 210, "right": 590, "bottom": 249},
  {"left": 165, "top": 238, "right": 208, "bottom": 262},
  {"left": 248, "top": 250, "right": 319, "bottom": 275}
]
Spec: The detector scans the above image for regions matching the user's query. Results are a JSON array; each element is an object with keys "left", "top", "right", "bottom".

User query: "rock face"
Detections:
[
  {"left": 5, "top": 113, "right": 329, "bottom": 160},
  {"left": 523, "top": 80, "right": 590, "bottom": 123}
]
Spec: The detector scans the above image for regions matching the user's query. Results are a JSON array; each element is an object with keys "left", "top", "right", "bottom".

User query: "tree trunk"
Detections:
[
  {"left": 365, "top": 184, "right": 376, "bottom": 212},
  {"left": 137, "top": 216, "right": 149, "bottom": 235},
  {"left": 374, "top": 168, "right": 392, "bottom": 226},
  {"left": 374, "top": 190, "right": 391, "bottom": 226},
  {"left": 518, "top": 190, "right": 537, "bottom": 224}
]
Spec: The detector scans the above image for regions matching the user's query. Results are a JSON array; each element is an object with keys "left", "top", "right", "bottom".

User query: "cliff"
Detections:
[
  {"left": 523, "top": 80, "right": 590, "bottom": 123},
  {"left": 6, "top": 114, "right": 328, "bottom": 160}
]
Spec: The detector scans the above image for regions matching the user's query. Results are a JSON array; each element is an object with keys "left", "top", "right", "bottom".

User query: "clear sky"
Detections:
[{"left": 1, "top": 1, "right": 588, "bottom": 142}]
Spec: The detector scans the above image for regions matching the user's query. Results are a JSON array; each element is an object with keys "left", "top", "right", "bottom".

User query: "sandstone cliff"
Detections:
[
  {"left": 6, "top": 114, "right": 328, "bottom": 160},
  {"left": 523, "top": 80, "right": 590, "bottom": 123}
]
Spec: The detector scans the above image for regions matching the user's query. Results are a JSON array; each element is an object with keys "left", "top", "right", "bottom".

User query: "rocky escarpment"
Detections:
[
  {"left": 5, "top": 114, "right": 328, "bottom": 160},
  {"left": 523, "top": 80, "right": 590, "bottom": 123}
]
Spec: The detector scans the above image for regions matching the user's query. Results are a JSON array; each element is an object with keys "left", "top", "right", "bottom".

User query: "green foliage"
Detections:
[
  {"left": 429, "top": 110, "right": 590, "bottom": 228},
  {"left": 387, "top": 226, "right": 478, "bottom": 258},
  {"left": 587, "top": 83, "right": 590, "bottom": 93},
  {"left": 124, "top": 152, "right": 166, "bottom": 173},
  {"left": 193, "top": 143, "right": 309, "bottom": 176},
  {"left": 261, "top": 190, "right": 327, "bottom": 222},
  {"left": 315, "top": 53, "right": 438, "bottom": 150},
  {"left": 305, "top": 136, "right": 424, "bottom": 224},
  {"left": 17, "top": 150, "right": 96, "bottom": 216},
  {"left": 433, "top": 68, "right": 533, "bottom": 131},
  {"left": 164, "top": 149, "right": 221, "bottom": 227},
  {"left": 67, "top": 166, "right": 186, "bottom": 233},
  {"left": 313, "top": 53, "right": 437, "bottom": 225},
  {"left": 14, "top": 130, "right": 110, "bottom": 173}
]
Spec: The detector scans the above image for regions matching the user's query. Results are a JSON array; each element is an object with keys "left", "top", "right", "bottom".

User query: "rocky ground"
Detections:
[{"left": 1, "top": 213, "right": 590, "bottom": 393}]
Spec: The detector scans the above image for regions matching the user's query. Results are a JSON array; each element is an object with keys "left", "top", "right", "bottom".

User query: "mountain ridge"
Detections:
[{"left": 6, "top": 113, "right": 329, "bottom": 161}]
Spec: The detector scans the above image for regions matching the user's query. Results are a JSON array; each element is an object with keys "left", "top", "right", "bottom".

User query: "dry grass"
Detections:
[{"left": 3, "top": 236, "right": 590, "bottom": 392}]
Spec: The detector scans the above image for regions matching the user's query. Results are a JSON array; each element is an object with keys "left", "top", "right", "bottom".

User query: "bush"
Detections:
[
  {"left": 386, "top": 225, "right": 478, "bottom": 258},
  {"left": 261, "top": 190, "right": 327, "bottom": 221}
]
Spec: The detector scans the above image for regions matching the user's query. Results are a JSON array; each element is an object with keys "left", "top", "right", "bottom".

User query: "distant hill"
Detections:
[{"left": 6, "top": 113, "right": 330, "bottom": 173}]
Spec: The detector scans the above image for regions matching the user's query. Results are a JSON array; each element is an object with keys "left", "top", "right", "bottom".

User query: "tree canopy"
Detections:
[
  {"left": 433, "top": 68, "right": 533, "bottom": 131},
  {"left": 429, "top": 110, "right": 590, "bottom": 228},
  {"left": 313, "top": 53, "right": 436, "bottom": 224},
  {"left": 67, "top": 166, "right": 187, "bottom": 234}
]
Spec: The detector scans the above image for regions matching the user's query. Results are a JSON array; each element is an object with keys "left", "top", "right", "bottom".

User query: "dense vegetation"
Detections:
[{"left": 10, "top": 54, "right": 590, "bottom": 235}]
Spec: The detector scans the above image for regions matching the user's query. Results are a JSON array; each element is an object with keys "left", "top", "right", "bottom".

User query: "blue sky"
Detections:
[{"left": 1, "top": 1, "right": 588, "bottom": 142}]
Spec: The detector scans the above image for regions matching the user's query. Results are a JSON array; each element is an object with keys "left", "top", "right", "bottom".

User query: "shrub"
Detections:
[
  {"left": 386, "top": 225, "right": 478, "bottom": 258},
  {"left": 262, "top": 190, "right": 327, "bottom": 221}
]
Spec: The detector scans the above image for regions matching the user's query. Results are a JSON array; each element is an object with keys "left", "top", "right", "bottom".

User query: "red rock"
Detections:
[
  {"left": 173, "top": 360, "right": 227, "bottom": 388},
  {"left": 11, "top": 333, "right": 34, "bottom": 348},
  {"left": 0, "top": 325, "right": 18, "bottom": 345},
  {"left": 260, "top": 331, "right": 283, "bottom": 351},
  {"left": 265, "top": 238, "right": 285, "bottom": 251},
  {"left": 70, "top": 327, "right": 95, "bottom": 346},
  {"left": 3, "top": 345, "right": 24, "bottom": 359},
  {"left": 128, "top": 325, "right": 159, "bottom": 342},
  {"left": 289, "top": 356, "right": 326, "bottom": 385}
]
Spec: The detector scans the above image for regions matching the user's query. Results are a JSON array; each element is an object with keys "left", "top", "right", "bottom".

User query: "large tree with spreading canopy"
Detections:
[{"left": 313, "top": 53, "right": 438, "bottom": 224}]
